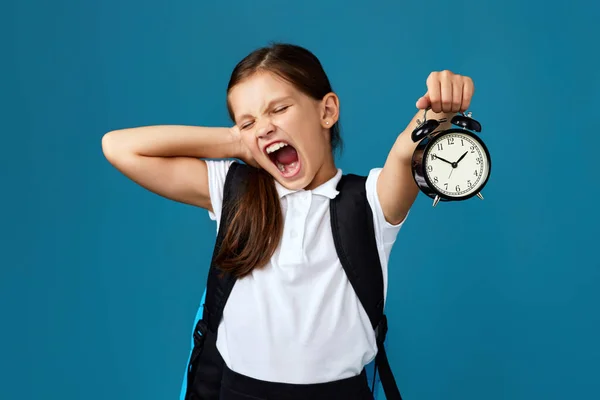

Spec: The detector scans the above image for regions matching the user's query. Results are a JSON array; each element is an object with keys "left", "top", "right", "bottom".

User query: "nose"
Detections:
[{"left": 255, "top": 118, "right": 275, "bottom": 139}]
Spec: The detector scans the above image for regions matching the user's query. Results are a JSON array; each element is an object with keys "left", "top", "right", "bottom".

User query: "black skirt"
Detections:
[{"left": 220, "top": 364, "right": 374, "bottom": 400}]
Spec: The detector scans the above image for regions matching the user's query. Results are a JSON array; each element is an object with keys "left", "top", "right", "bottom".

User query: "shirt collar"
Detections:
[{"left": 274, "top": 168, "right": 343, "bottom": 199}]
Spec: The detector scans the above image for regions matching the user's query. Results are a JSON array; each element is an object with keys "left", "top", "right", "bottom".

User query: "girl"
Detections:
[{"left": 102, "top": 43, "right": 474, "bottom": 400}]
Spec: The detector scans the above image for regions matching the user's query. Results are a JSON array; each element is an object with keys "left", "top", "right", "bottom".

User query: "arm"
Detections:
[
  {"left": 101, "top": 125, "right": 252, "bottom": 212},
  {"left": 377, "top": 70, "right": 475, "bottom": 225}
]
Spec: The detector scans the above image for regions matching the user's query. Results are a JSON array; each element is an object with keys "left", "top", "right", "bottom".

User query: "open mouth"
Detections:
[{"left": 265, "top": 141, "right": 301, "bottom": 178}]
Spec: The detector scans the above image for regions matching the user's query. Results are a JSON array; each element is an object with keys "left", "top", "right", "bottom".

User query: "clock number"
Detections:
[
  {"left": 470, "top": 145, "right": 476, "bottom": 153},
  {"left": 433, "top": 176, "right": 439, "bottom": 183},
  {"left": 427, "top": 165, "right": 433, "bottom": 172},
  {"left": 447, "top": 137, "right": 454, "bottom": 146},
  {"left": 474, "top": 170, "right": 478, "bottom": 177},
  {"left": 455, "top": 185, "right": 461, "bottom": 192},
  {"left": 461, "top": 139, "right": 465, "bottom": 146},
  {"left": 467, "top": 180, "right": 472, "bottom": 188},
  {"left": 437, "top": 143, "right": 443, "bottom": 151},
  {"left": 431, "top": 153, "right": 437, "bottom": 161},
  {"left": 476, "top": 157, "right": 482, "bottom": 165},
  {"left": 444, "top": 183, "right": 448, "bottom": 190}
]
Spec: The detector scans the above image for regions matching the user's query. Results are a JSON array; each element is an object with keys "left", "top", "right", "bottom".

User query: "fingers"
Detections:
[
  {"left": 451, "top": 76, "right": 463, "bottom": 113},
  {"left": 461, "top": 77, "right": 474, "bottom": 112},
  {"left": 440, "top": 71, "right": 453, "bottom": 113},
  {"left": 424, "top": 71, "right": 474, "bottom": 114},
  {"left": 416, "top": 92, "right": 430, "bottom": 109},
  {"left": 426, "top": 73, "right": 442, "bottom": 113},
  {"left": 230, "top": 125, "right": 240, "bottom": 136}
]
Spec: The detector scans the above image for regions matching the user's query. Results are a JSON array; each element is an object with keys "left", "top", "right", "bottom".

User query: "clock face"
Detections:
[{"left": 424, "top": 132, "right": 490, "bottom": 198}]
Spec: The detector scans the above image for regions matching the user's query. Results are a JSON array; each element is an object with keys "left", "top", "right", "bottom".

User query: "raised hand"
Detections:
[
  {"left": 230, "top": 125, "right": 259, "bottom": 167},
  {"left": 416, "top": 70, "right": 474, "bottom": 114}
]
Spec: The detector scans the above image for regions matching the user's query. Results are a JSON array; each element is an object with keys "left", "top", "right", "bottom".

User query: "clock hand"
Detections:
[
  {"left": 435, "top": 155, "right": 453, "bottom": 165},
  {"left": 455, "top": 151, "right": 468, "bottom": 165}
]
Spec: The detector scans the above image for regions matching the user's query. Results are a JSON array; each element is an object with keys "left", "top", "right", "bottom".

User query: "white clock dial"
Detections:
[{"left": 424, "top": 132, "right": 490, "bottom": 198}]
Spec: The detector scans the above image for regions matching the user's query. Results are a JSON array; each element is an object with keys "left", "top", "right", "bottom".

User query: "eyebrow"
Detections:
[{"left": 235, "top": 96, "right": 293, "bottom": 122}]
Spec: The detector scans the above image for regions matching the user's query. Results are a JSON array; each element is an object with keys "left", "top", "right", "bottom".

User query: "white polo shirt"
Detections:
[{"left": 206, "top": 159, "right": 405, "bottom": 384}]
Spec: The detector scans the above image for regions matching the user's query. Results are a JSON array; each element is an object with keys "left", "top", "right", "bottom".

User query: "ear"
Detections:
[{"left": 320, "top": 92, "right": 340, "bottom": 128}]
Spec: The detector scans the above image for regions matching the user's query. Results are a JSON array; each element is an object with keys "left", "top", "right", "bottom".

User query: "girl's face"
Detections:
[{"left": 228, "top": 71, "right": 339, "bottom": 190}]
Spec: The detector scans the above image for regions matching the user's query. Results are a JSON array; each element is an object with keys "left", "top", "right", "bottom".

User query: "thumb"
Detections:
[{"left": 416, "top": 92, "right": 430, "bottom": 109}]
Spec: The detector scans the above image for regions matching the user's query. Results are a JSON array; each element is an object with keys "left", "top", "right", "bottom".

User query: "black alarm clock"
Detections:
[{"left": 411, "top": 109, "right": 491, "bottom": 207}]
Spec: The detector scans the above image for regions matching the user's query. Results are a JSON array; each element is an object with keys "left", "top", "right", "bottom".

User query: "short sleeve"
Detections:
[
  {"left": 365, "top": 167, "right": 408, "bottom": 247},
  {"left": 205, "top": 159, "right": 235, "bottom": 229},
  {"left": 365, "top": 167, "right": 409, "bottom": 302}
]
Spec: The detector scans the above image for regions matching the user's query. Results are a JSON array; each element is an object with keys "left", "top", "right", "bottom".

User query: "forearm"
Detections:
[
  {"left": 102, "top": 125, "right": 242, "bottom": 160},
  {"left": 377, "top": 109, "right": 456, "bottom": 224},
  {"left": 377, "top": 70, "right": 474, "bottom": 223}
]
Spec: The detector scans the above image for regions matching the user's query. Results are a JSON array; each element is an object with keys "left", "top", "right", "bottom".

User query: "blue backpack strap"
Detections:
[
  {"left": 184, "top": 161, "right": 250, "bottom": 400},
  {"left": 330, "top": 173, "right": 403, "bottom": 400}
]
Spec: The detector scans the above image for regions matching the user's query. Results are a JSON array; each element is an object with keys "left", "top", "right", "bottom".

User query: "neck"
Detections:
[{"left": 305, "top": 155, "right": 337, "bottom": 190}]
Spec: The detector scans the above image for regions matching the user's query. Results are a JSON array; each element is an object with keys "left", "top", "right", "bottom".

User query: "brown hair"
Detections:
[{"left": 213, "top": 43, "right": 342, "bottom": 278}]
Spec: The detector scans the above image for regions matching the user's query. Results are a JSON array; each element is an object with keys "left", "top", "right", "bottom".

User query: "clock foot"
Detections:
[
  {"left": 432, "top": 195, "right": 441, "bottom": 207},
  {"left": 477, "top": 192, "right": 484, "bottom": 200}
]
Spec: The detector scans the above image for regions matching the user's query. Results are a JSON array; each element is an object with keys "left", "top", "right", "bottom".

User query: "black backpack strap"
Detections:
[
  {"left": 330, "top": 173, "right": 403, "bottom": 400},
  {"left": 186, "top": 161, "right": 251, "bottom": 400},
  {"left": 203, "top": 161, "right": 251, "bottom": 333}
]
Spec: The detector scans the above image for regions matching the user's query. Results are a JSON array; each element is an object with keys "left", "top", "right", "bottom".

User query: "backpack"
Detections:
[{"left": 181, "top": 162, "right": 403, "bottom": 400}]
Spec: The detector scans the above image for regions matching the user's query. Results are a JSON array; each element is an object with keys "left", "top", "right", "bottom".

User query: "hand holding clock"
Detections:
[{"left": 410, "top": 70, "right": 491, "bottom": 207}]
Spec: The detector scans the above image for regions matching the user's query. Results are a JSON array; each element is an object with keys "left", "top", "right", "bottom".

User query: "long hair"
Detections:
[{"left": 214, "top": 43, "right": 342, "bottom": 278}]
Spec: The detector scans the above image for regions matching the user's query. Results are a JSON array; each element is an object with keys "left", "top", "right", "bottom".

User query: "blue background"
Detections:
[{"left": 2, "top": 0, "right": 598, "bottom": 399}]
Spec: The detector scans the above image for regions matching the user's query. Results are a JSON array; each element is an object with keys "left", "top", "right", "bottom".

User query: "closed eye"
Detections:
[
  {"left": 239, "top": 105, "right": 290, "bottom": 129},
  {"left": 240, "top": 121, "right": 254, "bottom": 130},
  {"left": 273, "top": 105, "right": 290, "bottom": 114}
]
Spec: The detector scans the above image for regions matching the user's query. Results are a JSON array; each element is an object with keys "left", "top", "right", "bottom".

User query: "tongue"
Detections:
[{"left": 274, "top": 146, "right": 298, "bottom": 165}]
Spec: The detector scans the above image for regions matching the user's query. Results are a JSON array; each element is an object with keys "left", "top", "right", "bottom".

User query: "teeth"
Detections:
[
  {"left": 276, "top": 161, "right": 298, "bottom": 174},
  {"left": 266, "top": 142, "right": 288, "bottom": 154}
]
